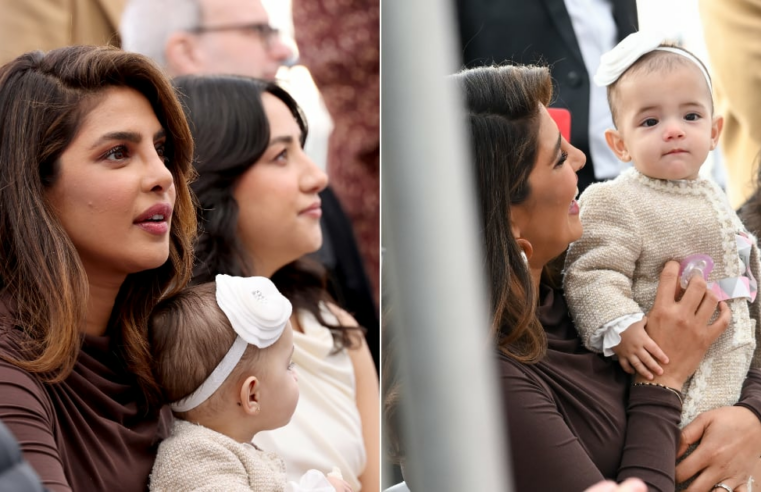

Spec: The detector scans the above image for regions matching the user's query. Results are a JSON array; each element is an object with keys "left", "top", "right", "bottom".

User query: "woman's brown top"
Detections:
[
  {"left": 499, "top": 284, "right": 761, "bottom": 492},
  {"left": 0, "top": 299, "right": 172, "bottom": 492}
]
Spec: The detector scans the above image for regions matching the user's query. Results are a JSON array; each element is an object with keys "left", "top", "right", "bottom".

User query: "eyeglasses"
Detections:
[{"left": 189, "top": 23, "right": 281, "bottom": 49}]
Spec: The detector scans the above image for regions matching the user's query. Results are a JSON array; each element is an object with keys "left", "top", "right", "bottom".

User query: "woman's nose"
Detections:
[
  {"left": 569, "top": 144, "right": 586, "bottom": 172},
  {"left": 145, "top": 152, "right": 174, "bottom": 193},
  {"left": 301, "top": 154, "right": 328, "bottom": 193}
]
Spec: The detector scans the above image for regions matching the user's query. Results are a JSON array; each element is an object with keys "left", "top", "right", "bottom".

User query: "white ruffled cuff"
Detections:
[
  {"left": 285, "top": 469, "right": 336, "bottom": 492},
  {"left": 588, "top": 313, "right": 645, "bottom": 357}
]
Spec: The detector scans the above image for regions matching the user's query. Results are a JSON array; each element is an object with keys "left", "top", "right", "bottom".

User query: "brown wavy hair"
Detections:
[
  {"left": 0, "top": 46, "right": 197, "bottom": 412},
  {"left": 451, "top": 65, "right": 553, "bottom": 364}
]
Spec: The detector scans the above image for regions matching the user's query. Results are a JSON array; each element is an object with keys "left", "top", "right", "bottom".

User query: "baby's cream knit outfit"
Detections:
[{"left": 564, "top": 168, "right": 761, "bottom": 426}]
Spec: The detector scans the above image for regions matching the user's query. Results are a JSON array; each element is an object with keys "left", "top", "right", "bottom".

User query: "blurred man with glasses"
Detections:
[{"left": 120, "top": 0, "right": 292, "bottom": 80}]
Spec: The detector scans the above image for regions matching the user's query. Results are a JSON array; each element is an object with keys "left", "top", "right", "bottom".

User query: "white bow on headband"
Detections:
[
  {"left": 593, "top": 31, "right": 712, "bottom": 92},
  {"left": 171, "top": 275, "right": 293, "bottom": 412}
]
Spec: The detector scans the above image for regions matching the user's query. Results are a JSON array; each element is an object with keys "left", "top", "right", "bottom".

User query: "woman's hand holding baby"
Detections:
[{"left": 637, "top": 261, "right": 730, "bottom": 390}]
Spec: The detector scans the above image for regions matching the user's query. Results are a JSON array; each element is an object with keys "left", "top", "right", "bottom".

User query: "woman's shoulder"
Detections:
[
  {"left": 0, "top": 301, "right": 42, "bottom": 387},
  {"left": 496, "top": 354, "right": 552, "bottom": 395}
]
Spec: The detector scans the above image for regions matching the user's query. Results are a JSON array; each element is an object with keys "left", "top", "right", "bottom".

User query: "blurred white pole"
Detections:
[{"left": 381, "top": 1, "right": 512, "bottom": 490}]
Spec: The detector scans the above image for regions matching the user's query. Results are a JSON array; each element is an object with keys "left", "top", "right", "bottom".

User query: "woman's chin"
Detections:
[{"left": 128, "top": 251, "right": 171, "bottom": 274}]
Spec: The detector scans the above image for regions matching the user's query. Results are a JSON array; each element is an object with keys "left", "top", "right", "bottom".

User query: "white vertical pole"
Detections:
[{"left": 381, "top": 0, "right": 513, "bottom": 490}]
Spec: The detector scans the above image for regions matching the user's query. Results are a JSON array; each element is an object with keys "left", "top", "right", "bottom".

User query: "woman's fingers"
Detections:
[
  {"left": 678, "top": 412, "right": 708, "bottom": 459},
  {"left": 706, "top": 301, "right": 731, "bottom": 342},
  {"left": 677, "top": 407, "right": 761, "bottom": 492},
  {"left": 653, "top": 261, "right": 681, "bottom": 308},
  {"left": 695, "top": 287, "right": 719, "bottom": 321},
  {"left": 680, "top": 273, "right": 709, "bottom": 311}
]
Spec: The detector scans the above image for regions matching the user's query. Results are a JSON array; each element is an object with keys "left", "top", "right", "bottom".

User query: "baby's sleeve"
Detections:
[{"left": 564, "top": 183, "right": 645, "bottom": 352}]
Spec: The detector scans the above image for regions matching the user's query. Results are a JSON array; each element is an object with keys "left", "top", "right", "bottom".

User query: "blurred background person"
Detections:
[
  {"left": 699, "top": 0, "right": 761, "bottom": 208},
  {"left": 120, "top": 0, "right": 290, "bottom": 79},
  {"left": 456, "top": 0, "right": 638, "bottom": 193},
  {"left": 121, "top": 0, "right": 379, "bottom": 368},
  {"left": 0, "top": 0, "right": 125, "bottom": 65}
]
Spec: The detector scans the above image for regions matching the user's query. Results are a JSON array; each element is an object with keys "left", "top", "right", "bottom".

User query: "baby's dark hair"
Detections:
[
  {"left": 607, "top": 43, "right": 713, "bottom": 126},
  {"left": 148, "top": 282, "right": 259, "bottom": 417}
]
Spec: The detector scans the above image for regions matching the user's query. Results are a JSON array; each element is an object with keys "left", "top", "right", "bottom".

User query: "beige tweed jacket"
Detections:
[
  {"left": 564, "top": 168, "right": 761, "bottom": 426},
  {"left": 150, "top": 419, "right": 287, "bottom": 492}
]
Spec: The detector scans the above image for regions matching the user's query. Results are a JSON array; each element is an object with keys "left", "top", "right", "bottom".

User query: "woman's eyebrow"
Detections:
[
  {"left": 88, "top": 128, "right": 167, "bottom": 149},
  {"left": 269, "top": 135, "right": 294, "bottom": 146},
  {"left": 89, "top": 131, "right": 141, "bottom": 149}
]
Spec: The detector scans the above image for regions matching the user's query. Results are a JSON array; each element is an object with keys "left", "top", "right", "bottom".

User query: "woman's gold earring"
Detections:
[{"left": 516, "top": 238, "right": 533, "bottom": 264}]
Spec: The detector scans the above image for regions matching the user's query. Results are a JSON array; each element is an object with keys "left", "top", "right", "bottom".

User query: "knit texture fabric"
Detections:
[
  {"left": 564, "top": 168, "right": 761, "bottom": 425},
  {"left": 150, "top": 419, "right": 287, "bottom": 491}
]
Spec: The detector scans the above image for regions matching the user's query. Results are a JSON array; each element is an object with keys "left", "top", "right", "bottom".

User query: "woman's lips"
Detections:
[
  {"left": 134, "top": 203, "right": 172, "bottom": 235},
  {"left": 136, "top": 221, "right": 169, "bottom": 235},
  {"left": 299, "top": 202, "right": 322, "bottom": 219},
  {"left": 569, "top": 199, "right": 580, "bottom": 215}
]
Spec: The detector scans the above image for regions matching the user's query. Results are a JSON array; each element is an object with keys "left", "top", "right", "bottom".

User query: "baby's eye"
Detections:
[
  {"left": 288, "top": 361, "right": 295, "bottom": 370},
  {"left": 684, "top": 113, "right": 701, "bottom": 121},
  {"left": 641, "top": 118, "right": 658, "bottom": 127}
]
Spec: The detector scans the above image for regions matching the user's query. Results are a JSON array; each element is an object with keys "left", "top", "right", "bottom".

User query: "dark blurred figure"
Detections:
[
  {"left": 0, "top": 0, "right": 125, "bottom": 65},
  {"left": 456, "top": 0, "right": 638, "bottom": 193}
]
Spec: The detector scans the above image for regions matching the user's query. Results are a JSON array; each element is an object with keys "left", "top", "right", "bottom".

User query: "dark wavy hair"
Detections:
[
  {"left": 451, "top": 65, "right": 553, "bottom": 363},
  {"left": 174, "top": 74, "right": 360, "bottom": 350},
  {"left": 0, "top": 45, "right": 197, "bottom": 412}
]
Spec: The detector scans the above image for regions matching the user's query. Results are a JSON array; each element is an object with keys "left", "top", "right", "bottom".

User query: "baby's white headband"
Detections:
[
  {"left": 170, "top": 275, "right": 293, "bottom": 413},
  {"left": 593, "top": 30, "right": 712, "bottom": 92}
]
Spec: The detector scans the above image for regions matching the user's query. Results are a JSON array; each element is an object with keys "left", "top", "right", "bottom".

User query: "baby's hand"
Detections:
[
  {"left": 612, "top": 318, "right": 669, "bottom": 380},
  {"left": 326, "top": 475, "right": 352, "bottom": 492},
  {"left": 326, "top": 467, "right": 352, "bottom": 492}
]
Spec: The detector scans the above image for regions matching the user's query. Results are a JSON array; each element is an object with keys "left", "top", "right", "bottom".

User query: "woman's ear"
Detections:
[
  {"left": 605, "top": 128, "right": 631, "bottom": 162},
  {"left": 511, "top": 216, "right": 533, "bottom": 262},
  {"left": 239, "top": 376, "right": 261, "bottom": 416}
]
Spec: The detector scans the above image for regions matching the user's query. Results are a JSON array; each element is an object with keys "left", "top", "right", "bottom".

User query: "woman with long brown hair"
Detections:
[
  {"left": 0, "top": 45, "right": 196, "bottom": 491},
  {"left": 386, "top": 64, "right": 761, "bottom": 492}
]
